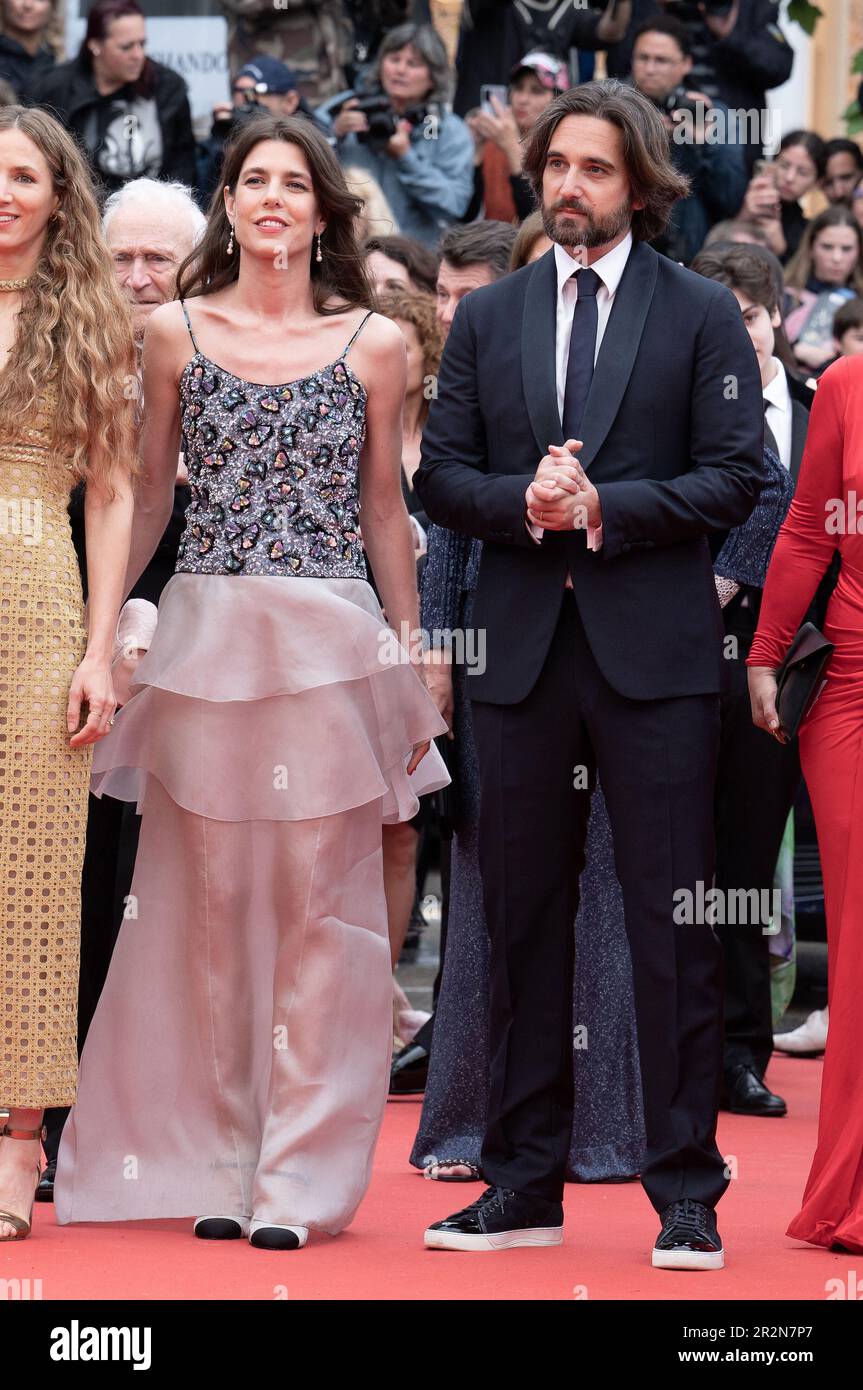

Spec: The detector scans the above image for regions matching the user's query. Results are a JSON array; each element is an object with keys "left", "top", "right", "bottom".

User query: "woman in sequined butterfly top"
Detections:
[{"left": 54, "top": 113, "right": 450, "bottom": 1251}]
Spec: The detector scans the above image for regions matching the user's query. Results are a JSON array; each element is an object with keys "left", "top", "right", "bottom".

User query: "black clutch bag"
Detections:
[
  {"left": 432, "top": 733, "right": 461, "bottom": 838},
  {"left": 775, "top": 622, "right": 834, "bottom": 740}
]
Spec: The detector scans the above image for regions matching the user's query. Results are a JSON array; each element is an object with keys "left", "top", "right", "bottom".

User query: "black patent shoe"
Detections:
[
  {"left": 389, "top": 1040, "right": 429, "bottom": 1095},
  {"left": 652, "top": 1199, "right": 724, "bottom": 1270},
  {"left": 720, "top": 1064, "right": 787, "bottom": 1116},
  {"left": 424, "top": 1185, "right": 564, "bottom": 1251},
  {"left": 34, "top": 1157, "right": 56, "bottom": 1203}
]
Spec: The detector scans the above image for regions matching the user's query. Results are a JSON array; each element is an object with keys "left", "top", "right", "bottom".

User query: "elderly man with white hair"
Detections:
[
  {"left": 104, "top": 177, "right": 206, "bottom": 345},
  {"left": 100, "top": 178, "right": 206, "bottom": 689},
  {"left": 39, "top": 180, "right": 206, "bottom": 1203}
]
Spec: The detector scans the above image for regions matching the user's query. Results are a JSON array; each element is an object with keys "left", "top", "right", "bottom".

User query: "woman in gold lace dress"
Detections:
[{"left": 0, "top": 106, "right": 137, "bottom": 1240}]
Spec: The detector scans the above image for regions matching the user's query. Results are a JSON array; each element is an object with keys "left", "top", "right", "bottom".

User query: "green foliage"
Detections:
[{"left": 787, "top": 1, "right": 822, "bottom": 38}]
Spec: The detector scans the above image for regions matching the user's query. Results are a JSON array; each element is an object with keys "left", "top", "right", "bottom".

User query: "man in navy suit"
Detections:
[{"left": 414, "top": 80, "right": 764, "bottom": 1267}]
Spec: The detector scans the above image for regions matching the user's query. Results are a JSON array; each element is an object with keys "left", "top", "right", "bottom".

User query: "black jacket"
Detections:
[
  {"left": 31, "top": 53, "right": 197, "bottom": 197},
  {"left": 414, "top": 239, "right": 764, "bottom": 705},
  {"left": 0, "top": 33, "right": 55, "bottom": 100}
]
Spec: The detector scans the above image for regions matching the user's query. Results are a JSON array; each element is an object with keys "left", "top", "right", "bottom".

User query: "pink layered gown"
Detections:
[{"left": 54, "top": 310, "right": 450, "bottom": 1235}]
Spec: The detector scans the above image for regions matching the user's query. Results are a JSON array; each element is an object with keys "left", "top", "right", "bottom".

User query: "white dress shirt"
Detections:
[
  {"left": 527, "top": 231, "right": 634, "bottom": 573},
  {"left": 762, "top": 357, "right": 792, "bottom": 472}
]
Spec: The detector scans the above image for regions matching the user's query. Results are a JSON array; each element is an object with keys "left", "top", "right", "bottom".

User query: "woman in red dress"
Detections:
[{"left": 748, "top": 353, "right": 863, "bottom": 1252}]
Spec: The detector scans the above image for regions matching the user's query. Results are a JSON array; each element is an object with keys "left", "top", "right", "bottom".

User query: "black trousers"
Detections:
[
  {"left": 715, "top": 602, "right": 801, "bottom": 1078},
  {"left": 471, "top": 590, "right": 728, "bottom": 1213},
  {"left": 44, "top": 795, "right": 141, "bottom": 1164}
]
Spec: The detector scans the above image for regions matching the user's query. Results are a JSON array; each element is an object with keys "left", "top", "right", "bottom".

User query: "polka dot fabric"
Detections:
[{"left": 0, "top": 393, "right": 90, "bottom": 1108}]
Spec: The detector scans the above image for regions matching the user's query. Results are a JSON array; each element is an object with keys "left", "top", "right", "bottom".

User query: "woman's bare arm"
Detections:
[
  {"left": 68, "top": 432, "right": 136, "bottom": 746},
  {"left": 357, "top": 315, "right": 430, "bottom": 771},
  {"left": 121, "top": 302, "right": 186, "bottom": 600}
]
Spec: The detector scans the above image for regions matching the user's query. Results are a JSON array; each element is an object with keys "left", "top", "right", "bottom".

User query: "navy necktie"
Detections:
[{"left": 562, "top": 267, "right": 601, "bottom": 442}]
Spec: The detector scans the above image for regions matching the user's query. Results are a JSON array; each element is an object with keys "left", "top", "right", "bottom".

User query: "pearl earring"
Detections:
[
  {"left": 316, "top": 231, "right": 322, "bottom": 263},
  {"left": 226, "top": 223, "right": 235, "bottom": 255}
]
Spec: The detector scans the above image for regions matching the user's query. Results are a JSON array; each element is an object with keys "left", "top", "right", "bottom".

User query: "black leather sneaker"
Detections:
[
  {"left": 424, "top": 1185, "right": 564, "bottom": 1251},
  {"left": 652, "top": 1198, "right": 724, "bottom": 1270}
]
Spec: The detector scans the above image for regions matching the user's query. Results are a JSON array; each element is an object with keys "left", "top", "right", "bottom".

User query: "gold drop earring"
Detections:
[
  {"left": 226, "top": 221, "right": 235, "bottom": 255},
  {"left": 316, "top": 231, "right": 322, "bottom": 263}
]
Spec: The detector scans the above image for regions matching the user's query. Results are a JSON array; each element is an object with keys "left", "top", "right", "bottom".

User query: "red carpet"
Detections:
[{"left": 2, "top": 1054, "right": 853, "bottom": 1300}]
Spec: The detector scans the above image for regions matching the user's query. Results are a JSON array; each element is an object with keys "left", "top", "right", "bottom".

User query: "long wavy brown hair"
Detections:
[
  {"left": 520, "top": 80, "right": 690, "bottom": 244},
  {"left": 0, "top": 106, "right": 137, "bottom": 492},
  {"left": 176, "top": 113, "right": 379, "bottom": 315}
]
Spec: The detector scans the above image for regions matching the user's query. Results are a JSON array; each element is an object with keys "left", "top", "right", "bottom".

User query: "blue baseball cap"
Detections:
[{"left": 235, "top": 56, "right": 298, "bottom": 96}]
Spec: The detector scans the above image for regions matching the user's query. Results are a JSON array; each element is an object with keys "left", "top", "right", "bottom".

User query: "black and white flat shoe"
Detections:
[
  {"left": 194, "top": 1216, "right": 250, "bottom": 1240},
  {"left": 249, "top": 1220, "right": 309, "bottom": 1250},
  {"left": 652, "top": 1199, "right": 724, "bottom": 1270}
]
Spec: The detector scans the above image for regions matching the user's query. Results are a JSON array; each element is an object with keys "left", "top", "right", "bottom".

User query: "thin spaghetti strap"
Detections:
[
  {"left": 339, "top": 309, "right": 374, "bottom": 361},
  {"left": 180, "top": 299, "right": 202, "bottom": 355}
]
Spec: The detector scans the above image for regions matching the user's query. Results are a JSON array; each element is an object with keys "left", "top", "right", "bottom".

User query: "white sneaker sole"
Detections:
[
  {"left": 652, "top": 1246, "right": 724, "bottom": 1270},
  {"left": 424, "top": 1226, "right": 564, "bottom": 1251}
]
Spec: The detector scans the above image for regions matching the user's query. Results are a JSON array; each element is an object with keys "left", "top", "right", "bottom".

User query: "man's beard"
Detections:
[{"left": 541, "top": 192, "right": 633, "bottom": 251}]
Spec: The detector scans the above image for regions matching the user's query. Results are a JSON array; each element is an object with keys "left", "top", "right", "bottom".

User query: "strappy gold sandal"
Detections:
[{"left": 0, "top": 1121, "right": 45, "bottom": 1241}]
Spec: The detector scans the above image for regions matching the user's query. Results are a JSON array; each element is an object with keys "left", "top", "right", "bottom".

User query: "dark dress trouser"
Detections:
[
  {"left": 471, "top": 589, "right": 730, "bottom": 1214},
  {"left": 715, "top": 596, "right": 802, "bottom": 1078}
]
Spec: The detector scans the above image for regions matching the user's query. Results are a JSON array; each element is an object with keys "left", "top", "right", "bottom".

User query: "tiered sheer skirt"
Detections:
[{"left": 55, "top": 573, "right": 449, "bottom": 1232}]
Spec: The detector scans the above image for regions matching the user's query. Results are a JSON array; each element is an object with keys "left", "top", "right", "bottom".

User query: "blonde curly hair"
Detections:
[{"left": 0, "top": 106, "right": 138, "bottom": 494}]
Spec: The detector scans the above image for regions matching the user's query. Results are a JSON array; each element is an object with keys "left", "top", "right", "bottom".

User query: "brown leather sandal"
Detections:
[{"left": 0, "top": 1122, "right": 45, "bottom": 1241}]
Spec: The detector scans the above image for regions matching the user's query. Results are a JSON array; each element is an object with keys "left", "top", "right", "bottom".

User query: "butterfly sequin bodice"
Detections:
[{"left": 175, "top": 350, "right": 368, "bottom": 579}]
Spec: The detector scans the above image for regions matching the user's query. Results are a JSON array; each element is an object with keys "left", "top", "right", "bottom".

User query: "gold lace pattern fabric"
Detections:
[{"left": 0, "top": 390, "right": 90, "bottom": 1107}]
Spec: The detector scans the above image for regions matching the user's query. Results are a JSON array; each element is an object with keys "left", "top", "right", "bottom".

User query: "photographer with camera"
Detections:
[
  {"left": 630, "top": 15, "right": 746, "bottom": 263},
  {"left": 316, "top": 22, "right": 474, "bottom": 247},
  {"left": 197, "top": 55, "right": 329, "bottom": 208},
  {"left": 607, "top": 1, "right": 793, "bottom": 176}
]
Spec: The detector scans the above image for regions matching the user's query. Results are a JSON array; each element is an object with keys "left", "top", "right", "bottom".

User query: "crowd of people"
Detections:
[{"left": 1, "top": 0, "right": 862, "bottom": 1271}]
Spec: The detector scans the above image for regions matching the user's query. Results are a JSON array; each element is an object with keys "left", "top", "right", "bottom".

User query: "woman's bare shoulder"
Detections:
[
  {"left": 144, "top": 299, "right": 193, "bottom": 350},
  {"left": 142, "top": 300, "right": 198, "bottom": 390},
  {"left": 354, "top": 309, "right": 406, "bottom": 362}
]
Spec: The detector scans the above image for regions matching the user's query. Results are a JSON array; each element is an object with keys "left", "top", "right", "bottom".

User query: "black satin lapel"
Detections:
[
  {"left": 521, "top": 247, "right": 562, "bottom": 461},
  {"left": 577, "top": 240, "right": 659, "bottom": 472},
  {"left": 790, "top": 399, "right": 807, "bottom": 486}
]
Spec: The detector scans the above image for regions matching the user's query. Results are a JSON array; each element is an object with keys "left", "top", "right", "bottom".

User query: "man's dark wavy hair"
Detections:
[{"left": 520, "top": 79, "right": 690, "bottom": 244}]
